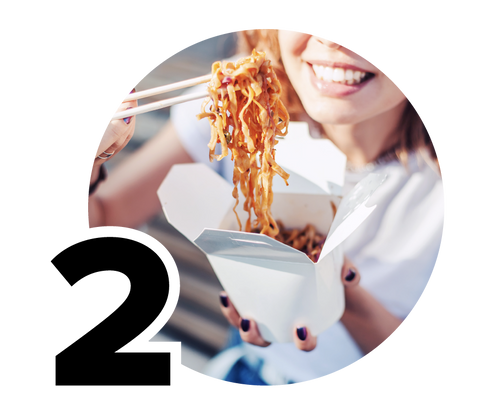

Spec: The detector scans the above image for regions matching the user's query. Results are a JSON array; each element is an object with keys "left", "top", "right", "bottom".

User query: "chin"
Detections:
[{"left": 303, "top": 103, "right": 361, "bottom": 126}]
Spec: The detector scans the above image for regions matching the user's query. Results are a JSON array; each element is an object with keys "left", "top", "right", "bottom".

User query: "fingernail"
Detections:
[
  {"left": 241, "top": 319, "right": 250, "bottom": 332},
  {"left": 345, "top": 268, "right": 356, "bottom": 282},
  {"left": 130, "top": 88, "right": 136, "bottom": 94},
  {"left": 219, "top": 294, "right": 228, "bottom": 308},
  {"left": 296, "top": 327, "right": 307, "bottom": 341},
  {"left": 123, "top": 107, "right": 133, "bottom": 124}
]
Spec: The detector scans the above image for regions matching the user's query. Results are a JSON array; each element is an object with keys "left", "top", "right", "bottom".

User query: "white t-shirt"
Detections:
[{"left": 171, "top": 92, "right": 444, "bottom": 383}]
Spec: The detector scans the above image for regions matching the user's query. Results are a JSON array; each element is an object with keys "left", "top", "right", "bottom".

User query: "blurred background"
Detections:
[{"left": 106, "top": 32, "right": 240, "bottom": 373}]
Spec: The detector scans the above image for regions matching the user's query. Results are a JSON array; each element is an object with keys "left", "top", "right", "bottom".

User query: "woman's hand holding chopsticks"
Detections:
[
  {"left": 91, "top": 87, "right": 137, "bottom": 166},
  {"left": 89, "top": 93, "right": 138, "bottom": 195}
]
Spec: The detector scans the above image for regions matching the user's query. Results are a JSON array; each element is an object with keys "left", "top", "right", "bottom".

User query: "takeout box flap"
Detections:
[
  {"left": 157, "top": 163, "right": 235, "bottom": 242},
  {"left": 194, "top": 229, "right": 313, "bottom": 265},
  {"left": 318, "top": 172, "right": 387, "bottom": 262},
  {"left": 272, "top": 122, "right": 346, "bottom": 196}
]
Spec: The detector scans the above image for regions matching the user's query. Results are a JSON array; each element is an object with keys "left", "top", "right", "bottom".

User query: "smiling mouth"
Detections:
[{"left": 311, "top": 64, "right": 375, "bottom": 85}]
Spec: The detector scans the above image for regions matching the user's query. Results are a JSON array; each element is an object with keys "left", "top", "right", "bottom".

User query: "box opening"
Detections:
[{"left": 219, "top": 191, "right": 341, "bottom": 263}]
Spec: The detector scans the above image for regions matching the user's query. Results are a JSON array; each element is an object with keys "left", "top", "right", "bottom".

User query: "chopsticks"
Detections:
[{"left": 112, "top": 73, "right": 211, "bottom": 120}]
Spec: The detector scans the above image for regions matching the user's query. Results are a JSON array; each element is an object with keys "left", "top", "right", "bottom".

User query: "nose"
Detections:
[{"left": 315, "top": 37, "right": 341, "bottom": 50}]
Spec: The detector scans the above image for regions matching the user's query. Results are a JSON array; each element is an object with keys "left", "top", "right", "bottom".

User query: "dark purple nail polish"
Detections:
[
  {"left": 123, "top": 107, "right": 133, "bottom": 124},
  {"left": 241, "top": 319, "right": 250, "bottom": 332},
  {"left": 345, "top": 268, "right": 356, "bottom": 282},
  {"left": 220, "top": 294, "right": 229, "bottom": 308},
  {"left": 297, "top": 327, "right": 307, "bottom": 341}
]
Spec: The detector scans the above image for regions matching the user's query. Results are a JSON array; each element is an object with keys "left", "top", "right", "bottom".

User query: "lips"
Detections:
[{"left": 306, "top": 61, "right": 375, "bottom": 97}]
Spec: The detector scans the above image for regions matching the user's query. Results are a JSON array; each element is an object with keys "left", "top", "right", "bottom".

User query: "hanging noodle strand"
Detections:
[{"left": 197, "top": 50, "right": 290, "bottom": 237}]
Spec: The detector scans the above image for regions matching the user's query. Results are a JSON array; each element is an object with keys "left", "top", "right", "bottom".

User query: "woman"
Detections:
[{"left": 89, "top": 30, "right": 443, "bottom": 384}]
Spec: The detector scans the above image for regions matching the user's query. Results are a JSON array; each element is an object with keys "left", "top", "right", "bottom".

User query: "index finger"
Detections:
[
  {"left": 219, "top": 292, "right": 241, "bottom": 328},
  {"left": 341, "top": 256, "right": 360, "bottom": 287}
]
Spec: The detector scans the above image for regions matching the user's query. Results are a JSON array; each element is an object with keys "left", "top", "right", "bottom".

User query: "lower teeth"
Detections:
[{"left": 328, "top": 79, "right": 360, "bottom": 85}]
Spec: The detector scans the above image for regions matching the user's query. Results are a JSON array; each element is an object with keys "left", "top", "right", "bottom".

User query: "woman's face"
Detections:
[{"left": 278, "top": 31, "right": 406, "bottom": 126}]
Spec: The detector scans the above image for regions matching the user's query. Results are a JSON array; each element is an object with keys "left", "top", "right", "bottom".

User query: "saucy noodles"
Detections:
[
  {"left": 197, "top": 50, "right": 290, "bottom": 237},
  {"left": 198, "top": 51, "right": 335, "bottom": 262}
]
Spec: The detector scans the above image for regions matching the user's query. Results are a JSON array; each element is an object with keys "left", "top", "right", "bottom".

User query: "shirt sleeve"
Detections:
[{"left": 342, "top": 155, "right": 444, "bottom": 319}]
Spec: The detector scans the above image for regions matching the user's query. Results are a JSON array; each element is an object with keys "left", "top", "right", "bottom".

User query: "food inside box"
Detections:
[{"left": 272, "top": 200, "right": 337, "bottom": 262}]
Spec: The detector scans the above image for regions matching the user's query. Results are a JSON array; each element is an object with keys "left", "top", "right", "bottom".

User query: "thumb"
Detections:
[
  {"left": 96, "top": 91, "right": 138, "bottom": 157},
  {"left": 341, "top": 256, "right": 360, "bottom": 287}
]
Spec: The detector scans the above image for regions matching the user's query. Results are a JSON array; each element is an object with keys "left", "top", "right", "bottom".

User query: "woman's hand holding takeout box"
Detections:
[{"left": 220, "top": 257, "right": 361, "bottom": 352}]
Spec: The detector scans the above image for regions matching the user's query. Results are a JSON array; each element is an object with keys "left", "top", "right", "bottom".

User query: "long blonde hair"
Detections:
[{"left": 238, "top": 29, "right": 437, "bottom": 164}]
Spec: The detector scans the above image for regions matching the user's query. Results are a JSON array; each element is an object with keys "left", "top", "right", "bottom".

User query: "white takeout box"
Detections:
[{"left": 157, "top": 122, "right": 385, "bottom": 343}]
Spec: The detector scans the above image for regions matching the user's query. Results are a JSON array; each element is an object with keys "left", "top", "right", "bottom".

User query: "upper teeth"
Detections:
[{"left": 312, "top": 64, "right": 367, "bottom": 85}]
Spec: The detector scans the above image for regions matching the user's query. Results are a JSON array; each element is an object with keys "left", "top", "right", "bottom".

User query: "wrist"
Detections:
[
  {"left": 87, "top": 161, "right": 103, "bottom": 187},
  {"left": 342, "top": 284, "right": 367, "bottom": 314},
  {"left": 89, "top": 163, "right": 107, "bottom": 196}
]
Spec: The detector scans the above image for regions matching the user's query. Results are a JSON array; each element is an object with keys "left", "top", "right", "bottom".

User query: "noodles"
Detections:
[
  {"left": 197, "top": 50, "right": 335, "bottom": 263},
  {"left": 248, "top": 219, "right": 328, "bottom": 262},
  {"left": 272, "top": 201, "right": 337, "bottom": 262},
  {"left": 197, "top": 50, "right": 290, "bottom": 237}
]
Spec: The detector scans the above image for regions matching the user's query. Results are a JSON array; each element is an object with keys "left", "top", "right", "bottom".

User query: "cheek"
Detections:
[
  {"left": 278, "top": 31, "right": 309, "bottom": 55},
  {"left": 373, "top": 78, "right": 407, "bottom": 113}
]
